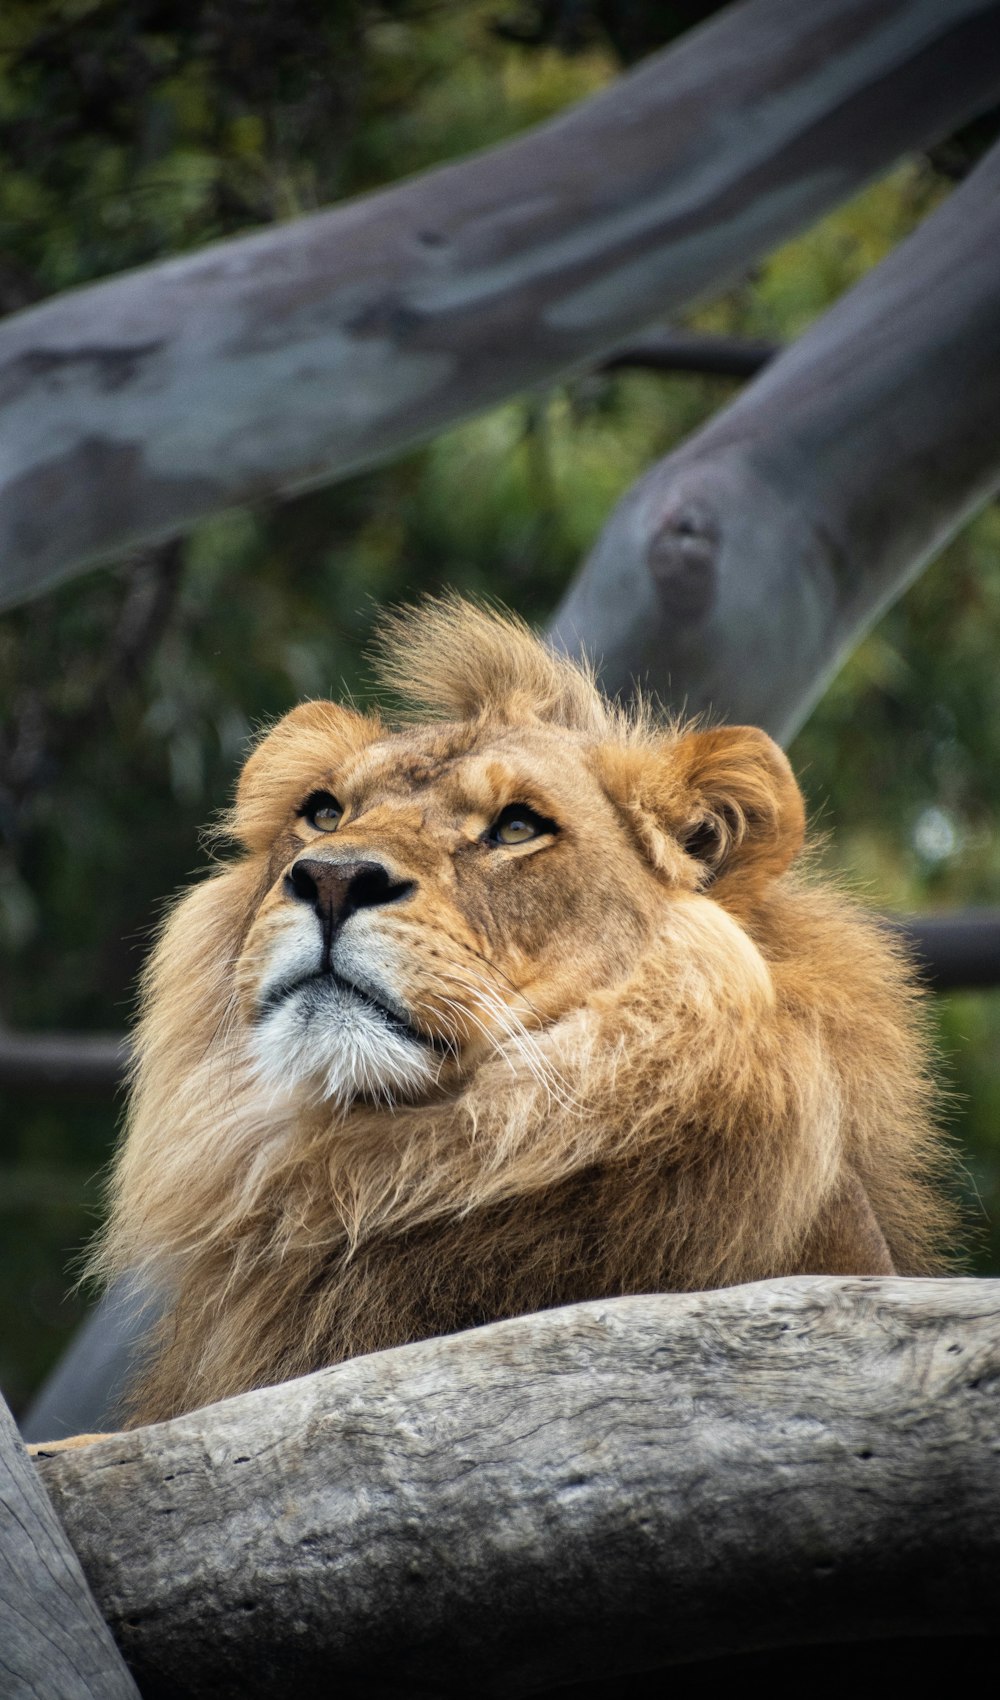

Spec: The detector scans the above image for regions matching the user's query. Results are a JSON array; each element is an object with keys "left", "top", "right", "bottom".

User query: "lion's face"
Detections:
[
  {"left": 235, "top": 713, "right": 668, "bottom": 1106},
  {"left": 231, "top": 663, "right": 804, "bottom": 1108}
]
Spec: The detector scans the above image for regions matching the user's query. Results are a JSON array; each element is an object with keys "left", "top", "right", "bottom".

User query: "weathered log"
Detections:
[
  {"left": 3, "top": 0, "right": 1000, "bottom": 608},
  {"left": 0, "top": 1394, "right": 139, "bottom": 1699},
  {"left": 35, "top": 1277, "right": 1000, "bottom": 1699},
  {"left": 549, "top": 134, "right": 1000, "bottom": 743}
]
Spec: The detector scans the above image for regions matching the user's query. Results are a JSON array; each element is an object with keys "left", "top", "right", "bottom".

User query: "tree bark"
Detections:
[
  {"left": 549, "top": 134, "right": 1000, "bottom": 743},
  {"left": 3, "top": 0, "right": 1000, "bottom": 608},
  {"left": 0, "top": 1394, "right": 139, "bottom": 1699},
  {"left": 34, "top": 1277, "right": 1000, "bottom": 1699}
]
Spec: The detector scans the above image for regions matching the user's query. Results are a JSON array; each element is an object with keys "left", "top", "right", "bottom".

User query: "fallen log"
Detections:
[
  {"left": 3, "top": 0, "right": 1000, "bottom": 607},
  {"left": 35, "top": 1277, "right": 1000, "bottom": 1698},
  {"left": 549, "top": 133, "right": 1000, "bottom": 742}
]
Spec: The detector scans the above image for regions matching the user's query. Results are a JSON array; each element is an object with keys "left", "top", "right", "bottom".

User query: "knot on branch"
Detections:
[{"left": 646, "top": 500, "right": 719, "bottom": 623}]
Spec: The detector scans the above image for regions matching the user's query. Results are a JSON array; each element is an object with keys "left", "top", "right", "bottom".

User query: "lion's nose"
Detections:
[{"left": 285, "top": 857, "right": 415, "bottom": 930}]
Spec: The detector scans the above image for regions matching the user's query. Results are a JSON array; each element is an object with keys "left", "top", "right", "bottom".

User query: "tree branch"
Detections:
[
  {"left": 5, "top": 912, "right": 996, "bottom": 1099},
  {"left": 549, "top": 134, "right": 1000, "bottom": 742},
  {"left": 0, "top": 1027, "right": 128, "bottom": 1094},
  {"left": 601, "top": 327, "right": 778, "bottom": 379},
  {"left": 34, "top": 1278, "right": 1000, "bottom": 1698},
  {"left": 885, "top": 910, "right": 1000, "bottom": 991},
  {"left": 3, "top": 0, "right": 1000, "bottom": 608}
]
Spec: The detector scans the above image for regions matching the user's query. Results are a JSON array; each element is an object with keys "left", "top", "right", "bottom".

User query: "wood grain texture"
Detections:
[
  {"left": 0, "top": 1395, "right": 139, "bottom": 1699},
  {"left": 3, "top": 0, "right": 1000, "bottom": 607},
  {"left": 549, "top": 132, "right": 1000, "bottom": 742},
  {"left": 36, "top": 1276, "right": 1000, "bottom": 1698}
]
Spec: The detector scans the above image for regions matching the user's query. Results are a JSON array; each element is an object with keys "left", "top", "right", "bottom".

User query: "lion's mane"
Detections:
[{"left": 96, "top": 599, "right": 955, "bottom": 1424}]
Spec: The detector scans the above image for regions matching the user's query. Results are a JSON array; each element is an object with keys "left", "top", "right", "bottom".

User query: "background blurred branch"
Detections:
[
  {"left": 885, "top": 911, "right": 1000, "bottom": 991},
  {"left": 3, "top": 0, "right": 1000, "bottom": 607},
  {"left": 2, "top": 911, "right": 997, "bottom": 1096},
  {"left": 0, "top": 1028, "right": 129, "bottom": 1094},
  {"left": 601, "top": 327, "right": 779, "bottom": 379},
  {"left": 549, "top": 137, "right": 1000, "bottom": 742}
]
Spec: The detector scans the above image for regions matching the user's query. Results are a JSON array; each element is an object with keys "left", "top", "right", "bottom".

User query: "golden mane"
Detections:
[
  {"left": 95, "top": 599, "right": 956, "bottom": 1425},
  {"left": 371, "top": 593, "right": 622, "bottom": 734}
]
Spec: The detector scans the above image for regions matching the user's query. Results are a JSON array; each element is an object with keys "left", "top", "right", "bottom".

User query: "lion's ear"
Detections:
[
  {"left": 601, "top": 725, "right": 805, "bottom": 890},
  {"left": 669, "top": 726, "right": 805, "bottom": 886},
  {"left": 233, "top": 700, "right": 379, "bottom": 852}
]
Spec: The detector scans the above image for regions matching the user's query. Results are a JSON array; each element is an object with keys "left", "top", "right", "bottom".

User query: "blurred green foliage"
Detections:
[{"left": 1, "top": 1, "right": 997, "bottom": 1414}]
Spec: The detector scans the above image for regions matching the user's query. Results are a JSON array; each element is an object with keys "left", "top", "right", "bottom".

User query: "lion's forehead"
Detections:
[{"left": 340, "top": 721, "right": 597, "bottom": 823}]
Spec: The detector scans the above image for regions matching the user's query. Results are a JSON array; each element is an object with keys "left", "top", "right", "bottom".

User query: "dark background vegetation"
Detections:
[{"left": 1, "top": 0, "right": 998, "bottom": 1415}]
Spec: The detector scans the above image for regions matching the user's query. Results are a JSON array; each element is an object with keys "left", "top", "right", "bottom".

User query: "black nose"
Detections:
[{"left": 284, "top": 857, "right": 414, "bottom": 930}]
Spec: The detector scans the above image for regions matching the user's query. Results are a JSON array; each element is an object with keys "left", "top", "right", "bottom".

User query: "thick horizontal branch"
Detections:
[
  {"left": 549, "top": 133, "right": 1000, "bottom": 743},
  {"left": 3, "top": 0, "right": 1000, "bottom": 607},
  {"left": 5, "top": 911, "right": 996, "bottom": 1098},
  {"left": 0, "top": 1027, "right": 128, "bottom": 1094},
  {"left": 34, "top": 1278, "right": 1000, "bottom": 1698}
]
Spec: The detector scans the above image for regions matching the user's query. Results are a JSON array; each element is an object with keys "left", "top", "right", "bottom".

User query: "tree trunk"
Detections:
[
  {"left": 3, "top": 0, "right": 1000, "bottom": 608},
  {"left": 0, "top": 1395, "right": 139, "bottom": 1699},
  {"left": 35, "top": 1277, "right": 1000, "bottom": 1698},
  {"left": 549, "top": 135, "right": 1000, "bottom": 742}
]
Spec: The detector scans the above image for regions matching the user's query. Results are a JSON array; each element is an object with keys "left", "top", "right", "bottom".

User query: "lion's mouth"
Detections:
[{"left": 258, "top": 969, "right": 450, "bottom": 1054}]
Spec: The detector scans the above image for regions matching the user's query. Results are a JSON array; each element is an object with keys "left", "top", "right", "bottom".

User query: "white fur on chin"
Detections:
[
  {"left": 251, "top": 967, "right": 437, "bottom": 1108},
  {"left": 246, "top": 909, "right": 440, "bottom": 1106}
]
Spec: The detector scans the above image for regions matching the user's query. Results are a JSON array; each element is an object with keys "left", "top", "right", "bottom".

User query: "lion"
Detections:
[{"left": 93, "top": 596, "right": 955, "bottom": 1426}]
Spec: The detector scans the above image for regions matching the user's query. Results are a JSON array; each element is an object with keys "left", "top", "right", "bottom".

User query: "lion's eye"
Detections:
[
  {"left": 300, "top": 790, "right": 343, "bottom": 833},
  {"left": 486, "top": 805, "right": 555, "bottom": 847}
]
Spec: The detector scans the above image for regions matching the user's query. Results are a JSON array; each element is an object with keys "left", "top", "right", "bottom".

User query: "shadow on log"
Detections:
[{"left": 33, "top": 1277, "right": 1000, "bottom": 1699}]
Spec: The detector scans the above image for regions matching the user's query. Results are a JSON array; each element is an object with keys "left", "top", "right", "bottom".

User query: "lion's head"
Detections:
[
  {"left": 100, "top": 598, "right": 952, "bottom": 1423},
  {"left": 233, "top": 598, "right": 803, "bottom": 1112}
]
